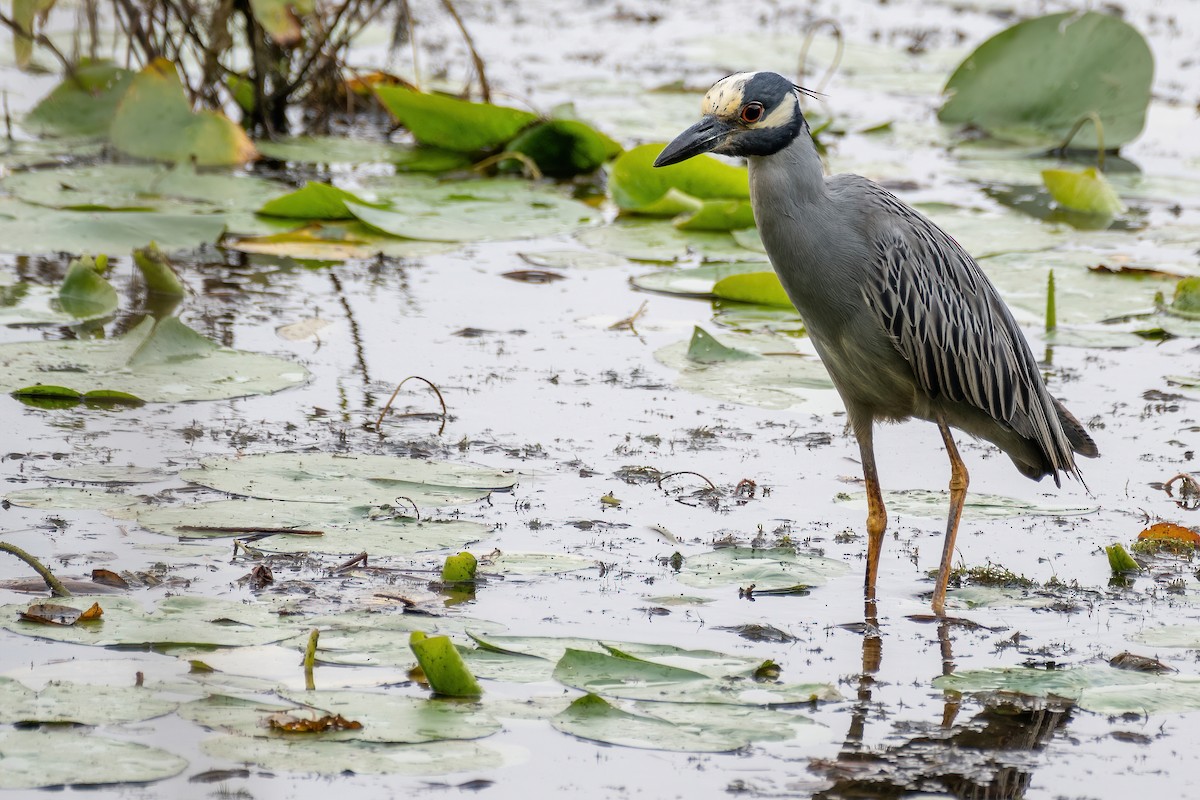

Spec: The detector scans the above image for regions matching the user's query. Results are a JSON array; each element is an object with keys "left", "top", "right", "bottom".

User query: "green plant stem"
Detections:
[
  {"left": 1056, "top": 111, "right": 1107, "bottom": 168},
  {"left": 303, "top": 628, "right": 319, "bottom": 690},
  {"left": 1045, "top": 269, "right": 1057, "bottom": 332},
  {"left": 0, "top": 541, "right": 72, "bottom": 597}
]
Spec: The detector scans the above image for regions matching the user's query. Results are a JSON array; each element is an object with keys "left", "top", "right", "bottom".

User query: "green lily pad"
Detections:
[
  {"left": 939, "top": 12, "right": 1153, "bottom": 149},
  {"left": 110, "top": 58, "right": 256, "bottom": 166},
  {"left": 258, "top": 182, "right": 382, "bottom": 220},
  {"left": 632, "top": 262, "right": 767, "bottom": 296},
  {"left": 43, "top": 464, "right": 170, "bottom": 483},
  {"left": 935, "top": 665, "right": 1200, "bottom": 715},
  {"left": 0, "top": 316, "right": 307, "bottom": 402},
  {"left": 347, "top": 179, "right": 597, "bottom": 242},
  {"left": 552, "top": 648, "right": 839, "bottom": 705},
  {"left": 202, "top": 735, "right": 505, "bottom": 776},
  {"left": 0, "top": 197, "right": 227, "bottom": 255},
  {"left": 56, "top": 255, "right": 118, "bottom": 319},
  {"left": 3, "top": 486, "right": 142, "bottom": 511},
  {"left": 135, "top": 500, "right": 490, "bottom": 556},
  {"left": 24, "top": 60, "right": 136, "bottom": 138},
  {"left": 0, "top": 729, "right": 187, "bottom": 790},
  {"left": 411, "top": 632, "right": 483, "bottom": 697},
  {"left": 1133, "top": 625, "right": 1200, "bottom": 648},
  {"left": 655, "top": 331, "right": 833, "bottom": 410},
  {"left": 610, "top": 143, "right": 749, "bottom": 215},
  {"left": 551, "top": 693, "right": 820, "bottom": 752},
  {"left": 578, "top": 219, "right": 764, "bottom": 263},
  {"left": 375, "top": 87, "right": 538, "bottom": 153},
  {"left": 712, "top": 272, "right": 793, "bottom": 307},
  {"left": 686, "top": 326, "right": 757, "bottom": 363},
  {"left": 177, "top": 452, "right": 515, "bottom": 504},
  {"left": 0, "top": 595, "right": 305, "bottom": 648},
  {"left": 0, "top": 677, "right": 178, "bottom": 724},
  {"left": 677, "top": 547, "right": 850, "bottom": 591},
  {"left": 1042, "top": 167, "right": 1126, "bottom": 216},
  {"left": 180, "top": 690, "right": 498, "bottom": 742},
  {"left": 674, "top": 199, "right": 756, "bottom": 231},
  {"left": 507, "top": 119, "right": 623, "bottom": 178},
  {"left": 226, "top": 221, "right": 456, "bottom": 261}
]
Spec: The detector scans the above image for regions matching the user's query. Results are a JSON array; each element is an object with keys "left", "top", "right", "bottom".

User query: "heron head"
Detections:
[{"left": 654, "top": 71, "right": 811, "bottom": 168}]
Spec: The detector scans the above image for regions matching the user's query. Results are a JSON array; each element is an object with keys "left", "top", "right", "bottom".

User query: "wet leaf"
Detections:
[
  {"left": 677, "top": 547, "right": 849, "bottom": 591},
  {"left": 1041, "top": 167, "right": 1126, "bottom": 216},
  {"left": 256, "top": 136, "right": 468, "bottom": 171},
  {"left": 347, "top": 180, "right": 597, "bottom": 242},
  {"left": 258, "top": 181, "right": 382, "bottom": 220},
  {"left": 0, "top": 197, "right": 227, "bottom": 255},
  {"left": 24, "top": 60, "right": 135, "bottom": 138},
  {"left": 0, "top": 677, "right": 178, "bottom": 724},
  {"left": 712, "top": 272, "right": 793, "bottom": 307},
  {"left": 1106, "top": 543, "right": 1141, "bottom": 574},
  {"left": 1173, "top": 277, "right": 1200, "bottom": 317},
  {"left": 375, "top": 87, "right": 538, "bottom": 153},
  {"left": 1137, "top": 522, "right": 1200, "bottom": 546},
  {"left": 578, "top": 219, "right": 762, "bottom": 263},
  {"left": 0, "top": 316, "right": 308, "bottom": 402},
  {"left": 3, "top": 486, "right": 142, "bottom": 511},
  {"left": 507, "top": 119, "right": 623, "bottom": 178},
  {"left": 110, "top": 58, "right": 257, "bottom": 166},
  {"left": 18, "top": 602, "right": 102, "bottom": 626},
  {"left": 0, "top": 595, "right": 305, "bottom": 648},
  {"left": 202, "top": 735, "right": 505, "bottom": 776},
  {"left": 0, "top": 729, "right": 187, "bottom": 790},
  {"left": 132, "top": 243, "right": 186, "bottom": 296},
  {"left": 268, "top": 711, "right": 363, "bottom": 733},
  {"left": 410, "top": 632, "right": 483, "bottom": 697},
  {"left": 478, "top": 551, "right": 596, "bottom": 576},
  {"left": 42, "top": 465, "right": 168, "bottom": 483},
  {"left": 610, "top": 143, "right": 748, "bottom": 215},
  {"left": 249, "top": 0, "right": 313, "bottom": 46},
  {"left": 674, "top": 199, "right": 756, "bottom": 232},
  {"left": 441, "top": 551, "right": 478, "bottom": 583},
  {"left": 632, "top": 262, "right": 767, "bottom": 296},
  {"left": 225, "top": 221, "right": 455, "bottom": 261},
  {"left": 686, "top": 326, "right": 757, "bottom": 363},
  {"left": 939, "top": 12, "right": 1152, "bottom": 149}
]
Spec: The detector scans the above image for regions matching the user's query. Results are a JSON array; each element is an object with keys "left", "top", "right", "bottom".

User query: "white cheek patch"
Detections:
[
  {"left": 751, "top": 91, "right": 797, "bottom": 129},
  {"left": 701, "top": 72, "right": 758, "bottom": 117}
]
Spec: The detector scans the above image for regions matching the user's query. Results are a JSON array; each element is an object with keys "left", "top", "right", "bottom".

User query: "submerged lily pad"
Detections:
[
  {"left": 939, "top": 12, "right": 1153, "bottom": 149},
  {"left": 4, "top": 486, "right": 143, "bottom": 511},
  {"left": 0, "top": 316, "right": 308, "bottom": 402},
  {"left": 202, "top": 735, "right": 505, "bottom": 776},
  {"left": 935, "top": 665, "right": 1200, "bottom": 715},
  {"left": 0, "top": 728, "right": 187, "bottom": 790}
]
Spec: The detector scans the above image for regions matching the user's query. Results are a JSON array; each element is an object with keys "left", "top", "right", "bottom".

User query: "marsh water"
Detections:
[{"left": 1, "top": 1, "right": 1200, "bottom": 798}]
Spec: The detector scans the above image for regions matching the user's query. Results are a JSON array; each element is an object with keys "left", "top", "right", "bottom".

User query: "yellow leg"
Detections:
[
  {"left": 857, "top": 422, "right": 887, "bottom": 601},
  {"left": 933, "top": 418, "right": 969, "bottom": 616}
]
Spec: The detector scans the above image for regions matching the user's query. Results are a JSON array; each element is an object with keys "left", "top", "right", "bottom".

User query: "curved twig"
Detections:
[
  {"left": 0, "top": 541, "right": 72, "bottom": 597},
  {"left": 1055, "top": 111, "right": 1107, "bottom": 167},
  {"left": 472, "top": 150, "right": 543, "bottom": 180},
  {"left": 392, "top": 496, "right": 421, "bottom": 521},
  {"left": 656, "top": 471, "right": 718, "bottom": 492},
  {"left": 375, "top": 375, "right": 448, "bottom": 434},
  {"left": 797, "top": 18, "right": 844, "bottom": 94}
]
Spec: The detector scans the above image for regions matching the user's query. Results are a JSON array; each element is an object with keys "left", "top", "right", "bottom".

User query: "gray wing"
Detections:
[{"left": 854, "top": 181, "right": 1079, "bottom": 479}]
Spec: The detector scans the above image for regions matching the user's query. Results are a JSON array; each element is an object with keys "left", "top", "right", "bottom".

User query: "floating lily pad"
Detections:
[
  {"left": 552, "top": 648, "right": 839, "bottom": 705},
  {"left": 837, "top": 489, "right": 1098, "bottom": 519},
  {"left": 0, "top": 595, "right": 305, "bottom": 648},
  {"left": 202, "top": 735, "right": 505, "bottom": 776},
  {"left": 632, "top": 262, "right": 767, "bottom": 296},
  {"left": 0, "top": 677, "right": 178, "bottom": 724},
  {"left": 480, "top": 552, "right": 597, "bottom": 575},
  {"left": 24, "top": 60, "right": 136, "bottom": 138},
  {"left": 0, "top": 728, "right": 187, "bottom": 790},
  {"left": 552, "top": 693, "right": 823, "bottom": 752},
  {"left": 712, "top": 271, "right": 792, "bottom": 307},
  {"left": 3, "top": 486, "right": 142, "bottom": 511},
  {"left": 677, "top": 547, "right": 849, "bottom": 591},
  {"left": 181, "top": 690, "right": 498, "bottom": 743},
  {"left": 110, "top": 58, "right": 256, "bottom": 166},
  {"left": 1042, "top": 167, "right": 1126, "bottom": 216},
  {"left": 655, "top": 331, "right": 833, "bottom": 409},
  {"left": 0, "top": 316, "right": 308, "bottom": 402},
  {"left": 578, "top": 219, "right": 764, "bottom": 263},
  {"left": 939, "top": 12, "right": 1153, "bottom": 149},
  {"left": 1132, "top": 625, "right": 1200, "bottom": 648},
  {"left": 258, "top": 182, "right": 382, "bottom": 220},
  {"left": 375, "top": 87, "right": 538, "bottom": 153},
  {"left": 347, "top": 179, "right": 597, "bottom": 242},
  {"left": 135, "top": 500, "right": 490, "bottom": 556},
  {"left": 43, "top": 464, "right": 170, "bottom": 483},
  {"left": 935, "top": 665, "right": 1200, "bottom": 715},
  {"left": 225, "top": 221, "right": 456, "bottom": 261},
  {"left": 674, "top": 199, "right": 756, "bottom": 232},
  {"left": 178, "top": 452, "right": 515, "bottom": 505},
  {"left": 610, "top": 144, "right": 748, "bottom": 215},
  {"left": 0, "top": 197, "right": 227, "bottom": 255}
]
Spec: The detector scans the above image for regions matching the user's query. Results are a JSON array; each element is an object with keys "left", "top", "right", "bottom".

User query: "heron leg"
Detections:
[
  {"left": 856, "top": 421, "right": 887, "bottom": 601},
  {"left": 933, "top": 418, "right": 969, "bottom": 616}
]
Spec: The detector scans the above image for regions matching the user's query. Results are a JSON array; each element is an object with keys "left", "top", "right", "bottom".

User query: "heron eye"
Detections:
[{"left": 740, "top": 102, "right": 764, "bottom": 123}]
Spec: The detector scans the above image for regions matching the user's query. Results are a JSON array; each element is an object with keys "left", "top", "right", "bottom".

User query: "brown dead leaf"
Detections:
[
  {"left": 501, "top": 269, "right": 565, "bottom": 284},
  {"left": 1089, "top": 264, "right": 1187, "bottom": 280},
  {"left": 91, "top": 569, "right": 130, "bottom": 588},
  {"left": 1136, "top": 521, "right": 1200, "bottom": 545},
  {"left": 266, "top": 712, "right": 363, "bottom": 733},
  {"left": 1110, "top": 651, "right": 1176, "bottom": 673},
  {"left": 19, "top": 601, "right": 103, "bottom": 625}
]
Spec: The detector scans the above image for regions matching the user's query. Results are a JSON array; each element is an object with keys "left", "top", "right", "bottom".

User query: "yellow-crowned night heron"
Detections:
[{"left": 655, "top": 72, "right": 1099, "bottom": 614}]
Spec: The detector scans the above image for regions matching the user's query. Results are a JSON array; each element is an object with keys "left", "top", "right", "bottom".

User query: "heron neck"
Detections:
[{"left": 746, "top": 127, "right": 827, "bottom": 207}]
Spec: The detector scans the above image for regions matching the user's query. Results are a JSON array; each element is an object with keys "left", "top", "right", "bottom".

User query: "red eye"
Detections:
[{"left": 740, "top": 102, "right": 764, "bottom": 123}]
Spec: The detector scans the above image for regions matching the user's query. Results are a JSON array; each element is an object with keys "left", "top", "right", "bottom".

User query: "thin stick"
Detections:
[
  {"left": 797, "top": 18, "right": 843, "bottom": 94},
  {"left": 438, "top": 0, "right": 489, "bottom": 102},
  {"left": 177, "top": 526, "right": 323, "bottom": 536},
  {"left": 656, "top": 471, "right": 718, "bottom": 492},
  {"left": 0, "top": 542, "right": 72, "bottom": 597},
  {"left": 335, "top": 552, "right": 369, "bottom": 572},
  {"left": 376, "top": 375, "right": 448, "bottom": 435}
]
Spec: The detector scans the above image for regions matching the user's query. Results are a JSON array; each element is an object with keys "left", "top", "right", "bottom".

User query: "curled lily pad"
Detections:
[
  {"left": 507, "top": 119, "right": 623, "bottom": 178},
  {"left": 939, "top": 12, "right": 1153, "bottom": 149},
  {"left": 610, "top": 143, "right": 748, "bottom": 215},
  {"left": 1042, "top": 167, "right": 1126, "bottom": 216},
  {"left": 24, "top": 60, "right": 136, "bottom": 138},
  {"left": 712, "top": 272, "right": 792, "bottom": 307},
  {"left": 375, "top": 86, "right": 537, "bottom": 153}
]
